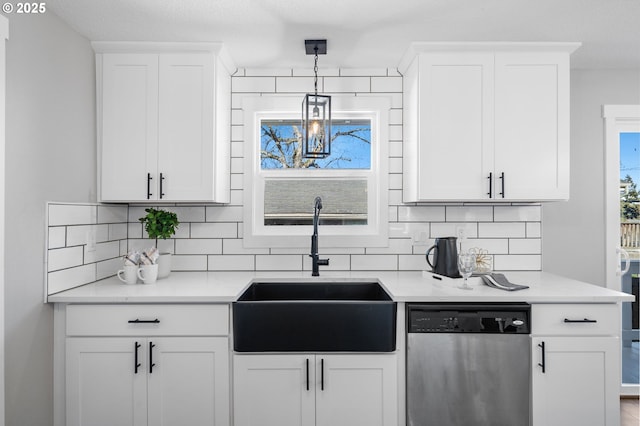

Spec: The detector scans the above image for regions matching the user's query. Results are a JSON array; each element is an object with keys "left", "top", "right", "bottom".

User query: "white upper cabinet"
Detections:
[
  {"left": 400, "top": 42, "right": 580, "bottom": 202},
  {"left": 95, "top": 43, "right": 233, "bottom": 203}
]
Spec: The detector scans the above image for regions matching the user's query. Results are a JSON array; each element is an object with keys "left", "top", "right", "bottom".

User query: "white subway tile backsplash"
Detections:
[
  {"left": 206, "top": 206, "right": 243, "bottom": 222},
  {"left": 494, "top": 205, "right": 541, "bottom": 222},
  {"left": 191, "top": 222, "right": 238, "bottom": 239},
  {"left": 526, "top": 222, "right": 542, "bottom": 238},
  {"left": 371, "top": 76, "right": 402, "bottom": 92},
  {"left": 460, "top": 238, "right": 509, "bottom": 255},
  {"left": 255, "top": 255, "right": 302, "bottom": 271},
  {"left": 509, "top": 238, "right": 542, "bottom": 254},
  {"left": 175, "top": 239, "right": 222, "bottom": 255},
  {"left": 399, "top": 254, "right": 428, "bottom": 271},
  {"left": 48, "top": 264, "right": 96, "bottom": 294},
  {"left": 208, "top": 255, "right": 255, "bottom": 271},
  {"left": 232, "top": 76, "right": 276, "bottom": 93},
  {"left": 389, "top": 125, "right": 402, "bottom": 142},
  {"left": 48, "top": 227, "right": 66, "bottom": 249},
  {"left": 341, "top": 68, "right": 388, "bottom": 77},
  {"left": 48, "top": 246, "right": 84, "bottom": 272},
  {"left": 172, "top": 255, "right": 208, "bottom": 271},
  {"left": 245, "top": 68, "right": 292, "bottom": 77},
  {"left": 398, "top": 206, "right": 445, "bottom": 222},
  {"left": 84, "top": 241, "right": 121, "bottom": 264},
  {"left": 222, "top": 239, "right": 269, "bottom": 255},
  {"left": 97, "top": 205, "right": 128, "bottom": 223},
  {"left": 367, "top": 238, "right": 413, "bottom": 254},
  {"left": 351, "top": 255, "right": 397, "bottom": 270},
  {"left": 276, "top": 76, "right": 315, "bottom": 93},
  {"left": 446, "top": 206, "right": 493, "bottom": 222},
  {"left": 67, "top": 224, "right": 109, "bottom": 246},
  {"left": 431, "top": 222, "right": 478, "bottom": 239},
  {"left": 49, "top": 204, "right": 96, "bottom": 226},
  {"left": 324, "top": 76, "right": 370, "bottom": 93},
  {"left": 493, "top": 255, "right": 541, "bottom": 271},
  {"left": 46, "top": 71, "right": 547, "bottom": 298},
  {"left": 96, "top": 257, "right": 122, "bottom": 280},
  {"left": 109, "top": 223, "right": 128, "bottom": 240},
  {"left": 478, "top": 222, "right": 526, "bottom": 238},
  {"left": 389, "top": 157, "right": 402, "bottom": 173}
]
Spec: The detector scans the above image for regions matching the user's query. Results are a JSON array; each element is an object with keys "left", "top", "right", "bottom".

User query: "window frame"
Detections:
[{"left": 242, "top": 95, "right": 390, "bottom": 248}]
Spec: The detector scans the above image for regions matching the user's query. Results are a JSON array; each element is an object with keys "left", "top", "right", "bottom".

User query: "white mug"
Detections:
[
  {"left": 137, "top": 264, "right": 159, "bottom": 284},
  {"left": 117, "top": 264, "right": 138, "bottom": 285}
]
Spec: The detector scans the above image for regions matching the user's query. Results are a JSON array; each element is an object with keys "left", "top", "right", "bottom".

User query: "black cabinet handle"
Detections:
[
  {"left": 487, "top": 172, "right": 493, "bottom": 198},
  {"left": 306, "top": 358, "right": 310, "bottom": 391},
  {"left": 538, "top": 341, "right": 546, "bottom": 373},
  {"left": 147, "top": 173, "right": 153, "bottom": 199},
  {"left": 149, "top": 342, "right": 156, "bottom": 374},
  {"left": 320, "top": 358, "right": 324, "bottom": 391},
  {"left": 134, "top": 341, "right": 141, "bottom": 374},
  {"left": 499, "top": 172, "right": 505, "bottom": 198},
  {"left": 564, "top": 318, "right": 598, "bottom": 323},
  {"left": 160, "top": 173, "right": 165, "bottom": 199},
  {"left": 128, "top": 319, "right": 160, "bottom": 324}
]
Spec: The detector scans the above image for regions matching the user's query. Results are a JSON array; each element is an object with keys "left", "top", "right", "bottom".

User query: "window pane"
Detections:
[
  {"left": 264, "top": 179, "right": 368, "bottom": 226},
  {"left": 261, "top": 119, "right": 371, "bottom": 169}
]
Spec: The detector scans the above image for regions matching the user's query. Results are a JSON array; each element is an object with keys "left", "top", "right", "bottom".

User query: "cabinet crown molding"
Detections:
[
  {"left": 91, "top": 41, "right": 236, "bottom": 74},
  {"left": 397, "top": 41, "right": 581, "bottom": 74}
]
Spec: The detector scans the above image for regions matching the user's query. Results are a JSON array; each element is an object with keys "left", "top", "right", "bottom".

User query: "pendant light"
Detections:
[{"left": 302, "top": 39, "right": 331, "bottom": 159}]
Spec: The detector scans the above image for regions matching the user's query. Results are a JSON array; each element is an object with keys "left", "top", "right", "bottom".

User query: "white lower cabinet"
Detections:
[
  {"left": 531, "top": 304, "right": 621, "bottom": 426},
  {"left": 233, "top": 353, "right": 398, "bottom": 426},
  {"left": 63, "top": 304, "right": 230, "bottom": 426}
]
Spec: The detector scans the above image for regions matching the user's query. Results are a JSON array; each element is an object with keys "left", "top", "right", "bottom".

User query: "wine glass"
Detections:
[{"left": 458, "top": 252, "right": 477, "bottom": 290}]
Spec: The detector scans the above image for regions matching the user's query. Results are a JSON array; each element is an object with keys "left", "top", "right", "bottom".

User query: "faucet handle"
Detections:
[{"left": 318, "top": 258, "right": 330, "bottom": 266}]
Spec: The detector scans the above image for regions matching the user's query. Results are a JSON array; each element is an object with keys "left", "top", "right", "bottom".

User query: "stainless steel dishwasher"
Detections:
[{"left": 407, "top": 303, "right": 531, "bottom": 426}]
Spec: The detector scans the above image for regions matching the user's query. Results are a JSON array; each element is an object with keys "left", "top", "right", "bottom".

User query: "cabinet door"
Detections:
[
  {"left": 315, "top": 354, "right": 397, "bottom": 426},
  {"left": 157, "top": 54, "right": 215, "bottom": 201},
  {"left": 66, "top": 337, "right": 147, "bottom": 426},
  {"left": 147, "top": 337, "right": 229, "bottom": 426},
  {"left": 494, "top": 52, "right": 570, "bottom": 200},
  {"left": 414, "top": 53, "right": 494, "bottom": 200},
  {"left": 233, "top": 354, "right": 315, "bottom": 426},
  {"left": 531, "top": 336, "right": 620, "bottom": 426},
  {"left": 101, "top": 54, "right": 159, "bottom": 201}
]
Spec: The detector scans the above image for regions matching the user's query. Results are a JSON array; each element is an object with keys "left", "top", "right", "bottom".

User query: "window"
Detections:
[{"left": 243, "top": 96, "right": 390, "bottom": 248}]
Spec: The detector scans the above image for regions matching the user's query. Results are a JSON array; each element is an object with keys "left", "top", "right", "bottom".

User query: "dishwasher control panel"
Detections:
[{"left": 407, "top": 303, "right": 530, "bottom": 334}]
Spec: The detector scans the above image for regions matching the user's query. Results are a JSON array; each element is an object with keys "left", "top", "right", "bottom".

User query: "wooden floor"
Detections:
[{"left": 621, "top": 397, "right": 639, "bottom": 426}]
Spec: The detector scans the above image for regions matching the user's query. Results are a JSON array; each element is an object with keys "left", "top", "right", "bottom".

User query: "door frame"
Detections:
[{"left": 603, "top": 104, "right": 640, "bottom": 396}]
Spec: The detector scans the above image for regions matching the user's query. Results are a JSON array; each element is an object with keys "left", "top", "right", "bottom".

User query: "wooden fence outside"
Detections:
[{"left": 621, "top": 222, "right": 640, "bottom": 248}]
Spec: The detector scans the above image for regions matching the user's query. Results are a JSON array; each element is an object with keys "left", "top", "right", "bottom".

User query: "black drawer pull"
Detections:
[
  {"left": 563, "top": 318, "right": 597, "bottom": 323},
  {"left": 128, "top": 319, "right": 160, "bottom": 324}
]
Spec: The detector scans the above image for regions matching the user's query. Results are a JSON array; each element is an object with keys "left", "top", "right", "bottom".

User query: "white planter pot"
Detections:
[{"left": 157, "top": 252, "right": 172, "bottom": 279}]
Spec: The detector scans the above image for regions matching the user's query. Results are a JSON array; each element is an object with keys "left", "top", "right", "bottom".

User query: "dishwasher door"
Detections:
[
  {"left": 407, "top": 333, "right": 530, "bottom": 426},
  {"left": 406, "top": 302, "right": 531, "bottom": 426}
]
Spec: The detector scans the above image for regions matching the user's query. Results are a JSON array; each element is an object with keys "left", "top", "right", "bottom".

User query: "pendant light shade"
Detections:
[{"left": 302, "top": 40, "right": 331, "bottom": 159}]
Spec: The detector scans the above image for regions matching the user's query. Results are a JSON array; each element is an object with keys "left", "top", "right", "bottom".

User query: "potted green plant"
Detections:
[{"left": 139, "top": 207, "right": 179, "bottom": 278}]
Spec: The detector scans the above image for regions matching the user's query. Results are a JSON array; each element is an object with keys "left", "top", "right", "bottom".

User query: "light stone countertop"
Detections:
[{"left": 47, "top": 270, "right": 635, "bottom": 304}]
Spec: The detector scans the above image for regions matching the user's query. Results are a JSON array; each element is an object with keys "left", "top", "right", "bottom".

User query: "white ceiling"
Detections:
[{"left": 48, "top": 0, "right": 640, "bottom": 70}]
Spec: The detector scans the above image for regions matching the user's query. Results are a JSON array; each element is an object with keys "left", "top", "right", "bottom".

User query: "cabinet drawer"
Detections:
[
  {"left": 66, "top": 304, "right": 229, "bottom": 336},
  {"left": 532, "top": 304, "right": 619, "bottom": 336}
]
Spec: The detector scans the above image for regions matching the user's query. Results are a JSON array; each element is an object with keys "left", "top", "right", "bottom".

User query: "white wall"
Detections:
[
  {"left": 543, "top": 69, "right": 640, "bottom": 285},
  {"left": 4, "top": 12, "right": 95, "bottom": 426}
]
